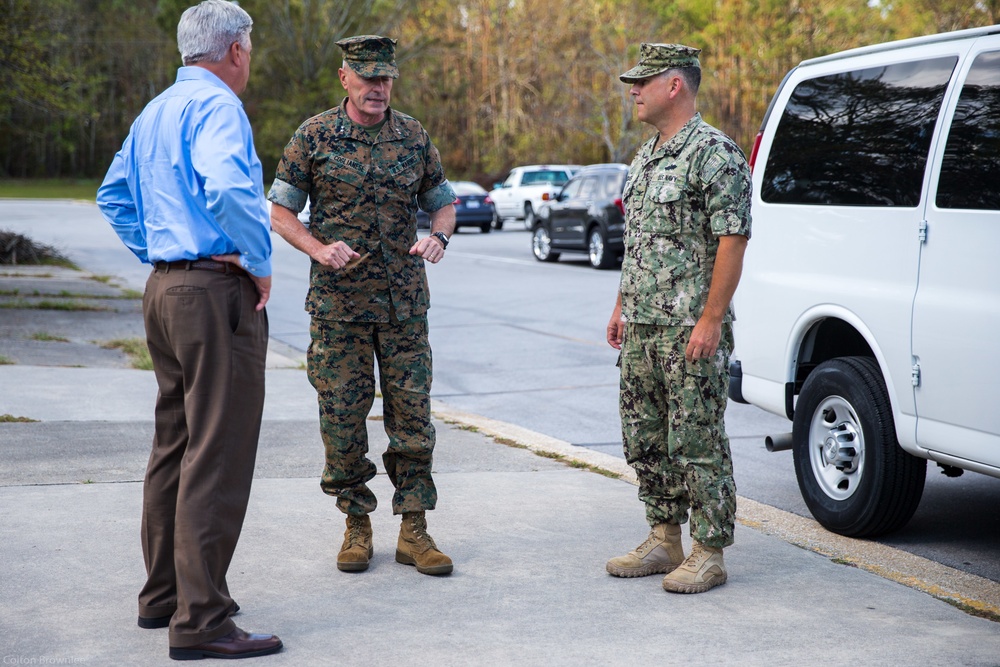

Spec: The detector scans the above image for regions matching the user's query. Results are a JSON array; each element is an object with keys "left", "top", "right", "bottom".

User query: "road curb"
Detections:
[{"left": 431, "top": 399, "right": 1000, "bottom": 621}]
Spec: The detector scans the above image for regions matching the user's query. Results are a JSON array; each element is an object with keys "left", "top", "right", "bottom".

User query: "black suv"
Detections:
[{"left": 530, "top": 163, "right": 627, "bottom": 270}]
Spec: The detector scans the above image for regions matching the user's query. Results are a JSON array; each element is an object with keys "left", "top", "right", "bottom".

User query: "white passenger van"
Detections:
[{"left": 729, "top": 25, "right": 1000, "bottom": 537}]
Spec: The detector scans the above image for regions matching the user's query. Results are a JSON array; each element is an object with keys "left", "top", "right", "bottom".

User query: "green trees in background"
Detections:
[
  {"left": 0, "top": 0, "right": 176, "bottom": 178},
  {"left": 1, "top": 0, "right": 996, "bottom": 184}
]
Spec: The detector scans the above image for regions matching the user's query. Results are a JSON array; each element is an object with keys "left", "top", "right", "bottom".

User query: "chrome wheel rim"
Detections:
[
  {"left": 588, "top": 230, "right": 604, "bottom": 267},
  {"left": 807, "top": 395, "right": 865, "bottom": 501},
  {"left": 532, "top": 227, "right": 551, "bottom": 259}
]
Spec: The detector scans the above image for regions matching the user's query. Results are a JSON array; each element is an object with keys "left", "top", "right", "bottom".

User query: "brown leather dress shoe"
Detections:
[
  {"left": 138, "top": 602, "right": 240, "bottom": 629},
  {"left": 168, "top": 627, "right": 282, "bottom": 660}
]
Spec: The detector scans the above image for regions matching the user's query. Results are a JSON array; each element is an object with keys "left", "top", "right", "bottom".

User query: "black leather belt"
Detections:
[{"left": 154, "top": 259, "right": 247, "bottom": 276}]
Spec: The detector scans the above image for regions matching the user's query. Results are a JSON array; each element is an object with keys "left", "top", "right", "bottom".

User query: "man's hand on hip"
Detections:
[{"left": 212, "top": 253, "right": 270, "bottom": 311}]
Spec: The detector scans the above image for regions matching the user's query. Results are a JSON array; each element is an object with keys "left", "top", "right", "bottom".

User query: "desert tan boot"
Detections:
[
  {"left": 606, "top": 523, "right": 684, "bottom": 577},
  {"left": 662, "top": 541, "right": 727, "bottom": 593},
  {"left": 337, "top": 514, "right": 373, "bottom": 572},
  {"left": 395, "top": 511, "right": 453, "bottom": 575}
]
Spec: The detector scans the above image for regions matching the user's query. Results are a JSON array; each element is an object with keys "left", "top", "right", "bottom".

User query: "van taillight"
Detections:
[
  {"left": 614, "top": 198, "right": 625, "bottom": 215},
  {"left": 748, "top": 131, "right": 763, "bottom": 173}
]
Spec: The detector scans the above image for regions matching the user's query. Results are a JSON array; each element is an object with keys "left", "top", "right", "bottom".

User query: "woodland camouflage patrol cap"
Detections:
[
  {"left": 619, "top": 43, "right": 701, "bottom": 83},
  {"left": 336, "top": 35, "right": 399, "bottom": 79}
]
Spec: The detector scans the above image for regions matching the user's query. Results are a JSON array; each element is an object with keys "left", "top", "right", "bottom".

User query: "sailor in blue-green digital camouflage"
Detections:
[
  {"left": 607, "top": 43, "right": 752, "bottom": 549},
  {"left": 267, "top": 34, "right": 457, "bottom": 518}
]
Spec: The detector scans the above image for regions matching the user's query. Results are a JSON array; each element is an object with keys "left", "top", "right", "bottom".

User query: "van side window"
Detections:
[
  {"left": 937, "top": 51, "right": 1000, "bottom": 210},
  {"left": 761, "top": 57, "right": 957, "bottom": 207}
]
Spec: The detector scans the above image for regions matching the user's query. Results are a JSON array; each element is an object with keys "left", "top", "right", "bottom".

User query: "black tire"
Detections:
[
  {"left": 531, "top": 225, "right": 559, "bottom": 262},
  {"left": 792, "top": 356, "right": 925, "bottom": 537},
  {"left": 523, "top": 203, "right": 536, "bottom": 230},
  {"left": 492, "top": 211, "right": 503, "bottom": 230},
  {"left": 480, "top": 223, "right": 491, "bottom": 233},
  {"left": 587, "top": 226, "right": 616, "bottom": 270}
]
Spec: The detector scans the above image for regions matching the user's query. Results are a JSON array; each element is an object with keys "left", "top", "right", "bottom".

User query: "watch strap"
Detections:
[{"left": 431, "top": 231, "right": 449, "bottom": 248}]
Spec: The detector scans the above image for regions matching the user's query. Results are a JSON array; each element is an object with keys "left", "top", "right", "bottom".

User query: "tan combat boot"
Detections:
[
  {"left": 395, "top": 511, "right": 453, "bottom": 575},
  {"left": 662, "top": 541, "right": 727, "bottom": 593},
  {"left": 337, "top": 514, "right": 373, "bottom": 572},
  {"left": 606, "top": 523, "right": 685, "bottom": 577}
]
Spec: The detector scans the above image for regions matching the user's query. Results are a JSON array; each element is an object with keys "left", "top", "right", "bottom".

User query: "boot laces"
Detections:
[
  {"left": 408, "top": 515, "right": 438, "bottom": 550},
  {"left": 634, "top": 530, "right": 660, "bottom": 556},
  {"left": 346, "top": 518, "right": 367, "bottom": 547},
  {"left": 686, "top": 542, "right": 716, "bottom": 569}
]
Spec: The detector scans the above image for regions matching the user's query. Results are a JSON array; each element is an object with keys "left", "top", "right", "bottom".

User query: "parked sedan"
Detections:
[
  {"left": 452, "top": 181, "right": 496, "bottom": 233},
  {"left": 416, "top": 181, "right": 496, "bottom": 233},
  {"left": 531, "top": 164, "right": 628, "bottom": 269}
]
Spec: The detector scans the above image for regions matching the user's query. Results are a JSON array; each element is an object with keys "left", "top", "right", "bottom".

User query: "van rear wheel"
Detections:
[{"left": 792, "top": 356, "right": 925, "bottom": 537}]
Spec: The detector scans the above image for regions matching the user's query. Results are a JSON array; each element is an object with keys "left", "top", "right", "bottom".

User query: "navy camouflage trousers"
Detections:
[
  {"left": 619, "top": 322, "right": 736, "bottom": 548},
  {"left": 308, "top": 314, "right": 437, "bottom": 516}
]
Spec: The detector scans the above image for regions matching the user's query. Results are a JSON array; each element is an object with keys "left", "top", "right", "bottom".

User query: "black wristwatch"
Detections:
[{"left": 431, "top": 231, "right": 450, "bottom": 249}]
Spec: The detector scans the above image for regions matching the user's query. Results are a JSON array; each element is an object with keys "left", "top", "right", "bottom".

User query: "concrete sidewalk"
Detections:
[
  {"left": 2, "top": 255, "right": 1000, "bottom": 665},
  {"left": 3, "top": 362, "right": 1000, "bottom": 666}
]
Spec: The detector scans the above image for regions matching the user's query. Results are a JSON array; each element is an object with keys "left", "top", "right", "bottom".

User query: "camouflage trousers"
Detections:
[
  {"left": 619, "top": 322, "right": 736, "bottom": 548},
  {"left": 308, "top": 314, "right": 437, "bottom": 516}
]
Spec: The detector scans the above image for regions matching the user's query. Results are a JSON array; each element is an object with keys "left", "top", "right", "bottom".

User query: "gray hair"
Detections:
[{"left": 177, "top": 0, "right": 253, "bottom": 66}]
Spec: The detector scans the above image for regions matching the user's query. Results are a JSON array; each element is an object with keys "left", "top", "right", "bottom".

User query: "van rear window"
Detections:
[
  {"left": 761, "top": 57, "right": 957, "bottom": 207},
  {"left": 937, "top": 51, "right": 1000, "bottom": 210}
]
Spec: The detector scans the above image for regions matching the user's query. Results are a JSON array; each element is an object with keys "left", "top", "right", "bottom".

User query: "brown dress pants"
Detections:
[{"left": 139, "top": 263, "right": 268, "bottom": 647}]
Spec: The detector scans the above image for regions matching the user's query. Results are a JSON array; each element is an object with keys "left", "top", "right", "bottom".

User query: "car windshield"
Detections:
[
  {"left": 453, "top": 182, "right": 487, "bottom": 196},
  {"left": 521, "top": 170, "right": 570, "bottom": 186}
]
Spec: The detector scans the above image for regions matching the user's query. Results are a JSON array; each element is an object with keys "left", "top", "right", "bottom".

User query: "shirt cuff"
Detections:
[
  {"left": 418, "top": 180, "right": 457, "bottom": 213},
  {"left": 267, "top": 179, "right": 308, "bottom": 213},
  {"left": 241, "top": 256, "right": 272, "bottom": 277}
]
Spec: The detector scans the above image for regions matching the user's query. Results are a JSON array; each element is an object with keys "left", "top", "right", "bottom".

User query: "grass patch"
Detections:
[
  {"left": 101, "top": 338, "right": 153, "bottom": 370},
  {"left": 0, "top": 414, "right": 38, "bottom": 423},
  {"left": 87, "top": 274, "right": 114, "bottom": 284},
  {"left": 438, "top": 416, "right": 623, "bottom": 480},
  {"left": 441, "top": 418, "right": 482, "bottom": 434},
  {"left": 493, "top": 436, "right": 528, "bottom": 450},
  {"left": 0, "top": 288, "right": 141, "bottom": 300},
  {"left": 29, "top": 332, "right": 70, "bottom": 342},
  {"left": 0, "top": 271, "right": 53, "bottom": 278},
  {"left": 940, "top": 597, "right": 1000, "bottom": 623},
  {"left": 525, "top": 447, "right": 622, "bottom": 479},
  {"left": 0, "top": 179, "right": 99, "bottom": 201},
  {"left": 0, "top": 355, "right": 13, "bottom": 365},
  {"left": 0, "top": 300, "right": 109, "bottom": 311}
]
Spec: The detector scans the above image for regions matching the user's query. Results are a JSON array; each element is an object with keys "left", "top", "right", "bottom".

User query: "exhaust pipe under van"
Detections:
[{"left": 765, "top": 433, "right": 794, "bottom": 453}]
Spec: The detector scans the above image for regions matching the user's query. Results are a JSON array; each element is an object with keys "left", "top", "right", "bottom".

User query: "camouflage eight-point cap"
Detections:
[
  {"left": 337, "top": 35, "right": 399, "bottom": 79},
  {"left": 619, "top": 43, "right": 701, "bottom": 83}
]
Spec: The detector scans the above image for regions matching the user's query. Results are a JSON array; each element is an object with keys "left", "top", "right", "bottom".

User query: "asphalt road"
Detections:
[{"left": 3, "top": 200, "right": 998, "bottom": 583}]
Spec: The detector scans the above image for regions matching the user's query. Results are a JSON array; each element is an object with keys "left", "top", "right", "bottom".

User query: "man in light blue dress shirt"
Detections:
[{"left": 97, "top": 0, "right": 281, "bottom": 660}]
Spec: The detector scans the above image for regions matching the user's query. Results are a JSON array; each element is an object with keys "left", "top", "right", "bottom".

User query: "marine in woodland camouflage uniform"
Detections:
[
  {"left": 267, "top": 36, "right": 456, "bottom": 520},
  {"left": 606, "top": 43, "right": 751, "bottom": 591}
]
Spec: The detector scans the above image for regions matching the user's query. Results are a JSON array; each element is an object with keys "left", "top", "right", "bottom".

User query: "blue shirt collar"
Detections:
[{"left": 176, "top": 66, "right": 242, "bottom": 104}]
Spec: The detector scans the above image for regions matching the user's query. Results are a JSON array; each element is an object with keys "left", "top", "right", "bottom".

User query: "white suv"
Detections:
[
  {"left": 730, "top": 25, "right": 1000, "bottom": 537},
  {"left": 489, "top": 165, "right": 580, "bottom": 229}
]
